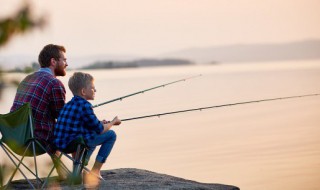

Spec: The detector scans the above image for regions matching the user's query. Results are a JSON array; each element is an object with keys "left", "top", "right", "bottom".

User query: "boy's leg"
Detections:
[
  {"left": 95, "top": 130, "right": 117, "bottom": 164},
  {"left": 84, "top": 130, "right": 116, "bottom": 186},
  {"left": 83, "top": 161, "right": 103, "bottom": 187},
  {"left": 85, "top": 130, "right": 117, "bottom": 167}
]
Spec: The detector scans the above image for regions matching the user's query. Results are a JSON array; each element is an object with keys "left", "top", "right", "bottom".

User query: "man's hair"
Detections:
[
  {"left": 68, "top": 72, "right": 94, "bottom": 95},
  {"left": 38, "top": 44, "right": 66, "bottom": 68}
]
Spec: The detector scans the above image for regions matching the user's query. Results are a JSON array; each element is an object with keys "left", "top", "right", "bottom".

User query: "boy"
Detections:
[{"left": 54, "top": 72, "right": 121, "bottom": 181}]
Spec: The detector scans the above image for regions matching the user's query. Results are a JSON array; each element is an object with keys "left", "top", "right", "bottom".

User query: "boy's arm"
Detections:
[
  {"left": 101, "top": 116, "right": 121, "bottom": 134},
  {"left": 82, "top": 103, "right": 104, "bottom": 134}
]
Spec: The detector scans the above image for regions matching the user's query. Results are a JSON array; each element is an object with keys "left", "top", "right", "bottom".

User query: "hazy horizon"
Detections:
[
  {"left": 2, "top": 39, "right": 320, "bottom": 70},
  {"left": 1, "top": 0, "right": 320, "bottom": 58}
]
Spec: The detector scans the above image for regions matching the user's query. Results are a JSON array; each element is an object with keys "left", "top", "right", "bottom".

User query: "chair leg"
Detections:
[
  {"left": 31, "top": 141, "right": 43, "bottom": 189},
  {"left": 1, "top": 140, "right": 72, "bottom": 190},
  {"left": 1, "top": 143, "right": 36, "bottom": 190},
  {"left": 40, "top": 153, "right": 65, "bottom": 190},
  {"left": 71, "top": 145, "right": 86, "bottom": 185},
  {"left": 30, "top": 140, "right": 71, "bottom": 189},
  {"left": 58, "top": 152, "right": 100, "bottom": 180},
  {"left": 0, "top": 143, "right": 42, "bottom": 182},
  {"left": 80, "top": 149, "right": 88, "bottom": 174}
]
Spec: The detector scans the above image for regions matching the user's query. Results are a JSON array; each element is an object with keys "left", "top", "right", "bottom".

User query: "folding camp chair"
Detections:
[
  {"left": 0, "top": 103, "right": 70, "bottom": 189},
  {"left": 0, "top": 103, "right": 104, "bottom": 189}
]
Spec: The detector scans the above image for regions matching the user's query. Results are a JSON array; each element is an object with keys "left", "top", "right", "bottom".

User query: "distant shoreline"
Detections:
[{"left": 80, "top": 58, "right": 195, "bottom": 70}]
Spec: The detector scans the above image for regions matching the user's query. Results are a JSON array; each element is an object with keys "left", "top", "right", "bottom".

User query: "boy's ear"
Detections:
[{"left": 80, "top": 88, "right": 86, "bottom": 96}]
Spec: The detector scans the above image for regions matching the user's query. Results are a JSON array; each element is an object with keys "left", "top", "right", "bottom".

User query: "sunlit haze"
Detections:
[{"left": 1, "top": 0, "right": 320, "bottom": 58}]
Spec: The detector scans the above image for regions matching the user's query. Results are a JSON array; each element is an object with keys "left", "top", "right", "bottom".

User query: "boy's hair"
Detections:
[
  {"left": 68, "top": 72, "right": 94, "bottom": 95},
  {"left": 38, "top": 44, "right": 66, "bottom": 68}
]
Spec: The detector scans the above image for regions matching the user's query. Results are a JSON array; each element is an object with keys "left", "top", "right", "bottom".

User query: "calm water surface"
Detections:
[{"left": 1, "top": 61, "right": 320, "bottom": 190}]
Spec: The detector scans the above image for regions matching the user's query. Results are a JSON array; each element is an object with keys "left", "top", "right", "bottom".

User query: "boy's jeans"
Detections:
[{"left": 85, "top": 130, "right": 117, "bottom": 164}]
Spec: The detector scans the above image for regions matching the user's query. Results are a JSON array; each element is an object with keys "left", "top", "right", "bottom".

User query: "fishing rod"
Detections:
[
  {"left": 92, "top": 74, "right": 202, "bottom": 108},
  {"left": 122, "top": 93, "right": 320, "bottom": 122}
]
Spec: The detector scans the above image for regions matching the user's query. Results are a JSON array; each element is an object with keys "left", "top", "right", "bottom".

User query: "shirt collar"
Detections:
[
  {"left": 73, "top": 95, "right": 91, "bottom": 104},
  {"left": 38, "top": 68, "right": 54, "bottom": 76}
]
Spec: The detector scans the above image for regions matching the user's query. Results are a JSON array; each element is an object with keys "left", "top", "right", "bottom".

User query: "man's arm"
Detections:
[{"left": 50, "top": 81, "right": 66, "bottom": 118}]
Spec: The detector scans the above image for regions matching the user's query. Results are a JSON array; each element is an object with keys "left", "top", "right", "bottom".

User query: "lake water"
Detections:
[{"left": 1, "top": 60, "right": 320, "bottom": 190}]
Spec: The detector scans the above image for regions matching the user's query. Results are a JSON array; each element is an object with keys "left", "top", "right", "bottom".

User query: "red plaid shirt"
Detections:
[{"left": 11, "top": 70, "right": 66, "bottom": 144}]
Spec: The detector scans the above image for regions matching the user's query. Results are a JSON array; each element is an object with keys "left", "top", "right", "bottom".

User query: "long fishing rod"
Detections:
[
  {"left": 92, "top": 74, "right": 202, "bottom": 108},
  {"left": 122, "top": 93, "right": 320, "bottom": 122}
]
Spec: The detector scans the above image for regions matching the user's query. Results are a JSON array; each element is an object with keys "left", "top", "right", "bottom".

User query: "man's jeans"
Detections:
[{"left": 86, "top": 130, "right": 117, "bottom": 164}]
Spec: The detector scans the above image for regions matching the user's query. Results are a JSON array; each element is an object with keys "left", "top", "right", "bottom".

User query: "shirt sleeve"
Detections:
[
  {"left": 82, "top": 102, "right": 104, "bottom": 134},
  {"left": 50, "top": 80, "right": 66, "bottom": 118}
]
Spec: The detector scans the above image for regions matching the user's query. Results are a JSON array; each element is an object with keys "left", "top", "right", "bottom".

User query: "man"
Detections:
[{"left": 11, "top": 44, "right": 68, "bottom": 177}]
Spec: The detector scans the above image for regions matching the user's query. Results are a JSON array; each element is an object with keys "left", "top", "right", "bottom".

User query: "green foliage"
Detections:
[
  {"left": 0, "top": 3, "right": 46, "bottom": 46},
  {"left": 0, "top": 3, "right": 46, "bottom": 99}
]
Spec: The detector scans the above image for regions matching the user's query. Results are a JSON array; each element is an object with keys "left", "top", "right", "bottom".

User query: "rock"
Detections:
[{"left": 7, "top": 168, "right": 240, "bottom": 190}]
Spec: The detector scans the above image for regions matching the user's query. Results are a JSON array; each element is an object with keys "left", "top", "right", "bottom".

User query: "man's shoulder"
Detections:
[{"left": 34, "top": 71, "right": 64, "bottom": 86}]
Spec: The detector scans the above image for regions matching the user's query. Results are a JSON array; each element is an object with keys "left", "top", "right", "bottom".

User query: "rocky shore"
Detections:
[{"left": 8, "top": 168, "right": 240, "bottom": 190}]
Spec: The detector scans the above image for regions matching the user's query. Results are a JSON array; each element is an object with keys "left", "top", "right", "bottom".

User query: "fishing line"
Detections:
[
  {"left": 92, "top": 74, "right": 202, "bottom": 108},
  {"left": 122, "top": 93, "right": 320, "bottom": 122}
]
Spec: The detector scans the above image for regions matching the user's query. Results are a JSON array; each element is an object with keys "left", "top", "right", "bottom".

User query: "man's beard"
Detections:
[{"left": 54, "top": 65, "right": 66, "bottom": 76}]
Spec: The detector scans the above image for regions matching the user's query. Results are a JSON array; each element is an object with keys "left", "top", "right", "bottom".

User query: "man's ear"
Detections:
[{"left": 50, "top": 58, "right": 56, "bottom": 67}]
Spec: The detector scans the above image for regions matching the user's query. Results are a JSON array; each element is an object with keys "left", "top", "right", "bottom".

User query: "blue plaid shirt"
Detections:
[{"left": 54, "top": 96, "right": 104, "bottom": 150}]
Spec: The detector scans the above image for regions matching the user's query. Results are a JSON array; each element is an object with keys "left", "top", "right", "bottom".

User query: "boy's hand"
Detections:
[
  {"left": 101, "top": 120, "right": 109, "bottom": 124},
  {"left": 111, "top": 116, "right": 121, "bottom": 125}
]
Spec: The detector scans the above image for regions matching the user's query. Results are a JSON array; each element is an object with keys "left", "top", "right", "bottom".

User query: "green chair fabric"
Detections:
[{"left": 0, "top": 103, "right": 45, "bottom": 156}]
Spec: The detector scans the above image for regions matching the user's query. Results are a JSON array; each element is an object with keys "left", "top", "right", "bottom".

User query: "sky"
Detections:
[{"left": 1, "top": 0, "right": 320, "bottom": 59}]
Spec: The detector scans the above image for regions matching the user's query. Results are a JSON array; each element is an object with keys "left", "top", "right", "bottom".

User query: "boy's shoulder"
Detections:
[{"left": 67, "top": 96, "right": 91, "bottom": 107}]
